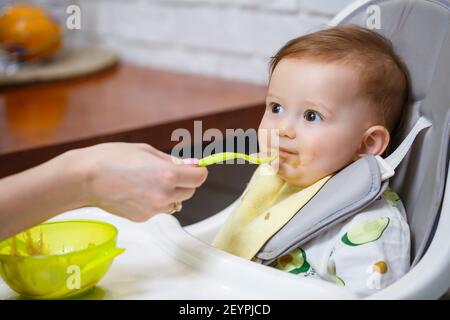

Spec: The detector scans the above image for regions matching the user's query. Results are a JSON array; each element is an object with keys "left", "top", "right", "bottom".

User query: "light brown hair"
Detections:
[{"left": 270, "top": 25, "right": 410, "bottom": 133}]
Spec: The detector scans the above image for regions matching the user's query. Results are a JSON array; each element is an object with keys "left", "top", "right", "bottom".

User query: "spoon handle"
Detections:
[{"left": 198, "top": 152, "right": 276, "bottom": 167}]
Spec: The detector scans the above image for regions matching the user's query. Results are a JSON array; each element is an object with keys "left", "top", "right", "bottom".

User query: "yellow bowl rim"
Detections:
[{"left": 0, "top": 219, "right": 119, "bottom": 259}]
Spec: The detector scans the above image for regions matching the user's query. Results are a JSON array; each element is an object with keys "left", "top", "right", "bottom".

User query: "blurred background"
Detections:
[
  {"left": 0, "top": 0, "right": 354, "bottom": 83},
  {"left": 68, "top": 0, "right": 353, "bottom": 84},
  {"left": 0, "top": 0, "right": 354, "bottom": 224}
]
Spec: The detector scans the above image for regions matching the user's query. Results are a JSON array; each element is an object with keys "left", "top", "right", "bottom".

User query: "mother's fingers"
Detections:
[
  {"left": 152, "top": 188, "right": 196, "bottom": 214},
  {"left": 141, "top": 143, "right": 175, "bottom": 161},
  {"left": 159, "top": 201, "right": 183, "bottom": 214},
  {"left": 172, "top": 187, "right": 196, "bottom": 202},
  {"left": 174, "top": 165, "right": 208, "bottom": 188}
]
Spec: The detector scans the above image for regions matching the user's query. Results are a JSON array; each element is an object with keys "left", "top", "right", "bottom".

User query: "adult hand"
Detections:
[{"left": 69, "top": 142, "right": 208, "bottom": 222}]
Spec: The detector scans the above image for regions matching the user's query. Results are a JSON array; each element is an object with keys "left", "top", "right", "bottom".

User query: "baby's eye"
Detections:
[
  {"left": 271, "top": 103, "right": 285, "bottom": 114},
  {"left": 303, "top": 110, "right": 323, "bottom": 122}
]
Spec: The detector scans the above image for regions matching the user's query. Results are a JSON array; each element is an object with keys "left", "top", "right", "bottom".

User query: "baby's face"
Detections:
[{"left": 259, "top": 58, "right": 377, "bottom": 187}]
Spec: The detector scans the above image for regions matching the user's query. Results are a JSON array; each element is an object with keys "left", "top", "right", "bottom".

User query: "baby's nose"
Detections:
[{"left": 278, "top": 119, "right": 296, "bottom": 139}]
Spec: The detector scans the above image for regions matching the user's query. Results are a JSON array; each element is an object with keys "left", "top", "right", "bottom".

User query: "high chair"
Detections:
[{"left": 1, "top": 0, "right": 448, "bottom": 299}]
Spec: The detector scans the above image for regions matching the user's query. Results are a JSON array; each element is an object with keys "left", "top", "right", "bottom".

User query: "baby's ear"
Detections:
[{"left": 354, "top": 125, "right": 390, "bottom": 159}]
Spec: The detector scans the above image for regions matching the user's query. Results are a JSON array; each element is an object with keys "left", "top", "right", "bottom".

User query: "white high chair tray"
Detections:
[{"left": 0, "top": 207, "right": 355, "bottom": 300}]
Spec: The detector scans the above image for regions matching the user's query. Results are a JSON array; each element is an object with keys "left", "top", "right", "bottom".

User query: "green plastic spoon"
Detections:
[{"left": 198, "top": 152, "right": 277, "bottom": 167}]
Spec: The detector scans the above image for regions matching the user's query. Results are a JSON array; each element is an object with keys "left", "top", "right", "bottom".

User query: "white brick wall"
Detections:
[{"left": 75, "top": 0, "right": 355, "bottom": 84}]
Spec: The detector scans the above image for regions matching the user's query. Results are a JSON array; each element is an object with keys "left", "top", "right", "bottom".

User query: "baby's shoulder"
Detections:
[
  {"left": 302, "top": 186, "right": 410, "bottom": 253},
  {"left": 335, "top": 186, "right": 410, "bottom": 242}
]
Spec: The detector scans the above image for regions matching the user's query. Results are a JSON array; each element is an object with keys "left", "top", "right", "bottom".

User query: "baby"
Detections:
[{"left": 213, "top": 25, "right": 411, "bottom": 298}]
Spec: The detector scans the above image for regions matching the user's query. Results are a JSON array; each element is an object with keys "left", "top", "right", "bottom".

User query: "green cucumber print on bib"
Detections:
[
  {"left": 341, "top": 217, "right": 390, "bottom": 246},
  {"left": 334, "top": 276, "right": 345, "bottom": 287},
  {"left": 383, "top": 187, "right": 400, "bottom": 207},
  {"left": 275, "top": 248, "right": 310, "bottom": 274}
]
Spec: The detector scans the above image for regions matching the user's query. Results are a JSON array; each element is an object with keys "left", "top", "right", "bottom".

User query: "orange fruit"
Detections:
[{"left": 0, "top": 4, "right": 62, "bottom": 61}]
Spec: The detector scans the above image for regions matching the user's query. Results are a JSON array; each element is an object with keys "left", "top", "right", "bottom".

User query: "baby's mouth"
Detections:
[{"left": 279, "top": 146, "right": 299, "bottom": 156}]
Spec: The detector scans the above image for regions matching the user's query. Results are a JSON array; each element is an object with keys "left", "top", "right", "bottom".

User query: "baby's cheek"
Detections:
[
  {"left": 299, "top": 138, "right": 339, "bottom": 176},
  {"left": 315, "top": 137, "right": 356, "bottom": 174},
  {"left": 299, "top": 149, "right": 315, "bottom": 166},
  {"left": 258, "top": 126, "right": 279, "bottom": 152},
  {"left": 257, "top": 131, "right": 270, "bottom": 153},
  {"left": 298, "top": 137, "right": 320, "bottom": 166},
  {"left": 257, "top": 124, "right": 267, "bottom": 150}
]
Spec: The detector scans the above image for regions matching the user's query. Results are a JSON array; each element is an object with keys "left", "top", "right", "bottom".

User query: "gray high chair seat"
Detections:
[{"left": 329, "top": 0, "right": 450, "bottom": 298}]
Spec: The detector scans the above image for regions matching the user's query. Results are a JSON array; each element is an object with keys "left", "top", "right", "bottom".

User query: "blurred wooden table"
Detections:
[{"left": 0, "top": 63, "right": 266, "bottom": 177}]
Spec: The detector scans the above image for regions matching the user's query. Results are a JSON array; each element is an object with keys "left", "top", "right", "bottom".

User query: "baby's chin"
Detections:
[
  {"left": 276, "top": 164, "right": 308, "bottom": 187},
  {"left": 276, "top": 163, "right": 326, "bottom": 188}
]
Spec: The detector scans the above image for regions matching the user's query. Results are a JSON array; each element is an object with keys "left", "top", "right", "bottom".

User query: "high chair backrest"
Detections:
[{"left": 331, "top": 0, "right": 450, "bottom": 265}]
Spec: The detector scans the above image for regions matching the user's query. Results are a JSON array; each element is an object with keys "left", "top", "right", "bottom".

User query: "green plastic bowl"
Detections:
[{"left": 0, "top": 220, "right": 125, "bottom": 299}]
